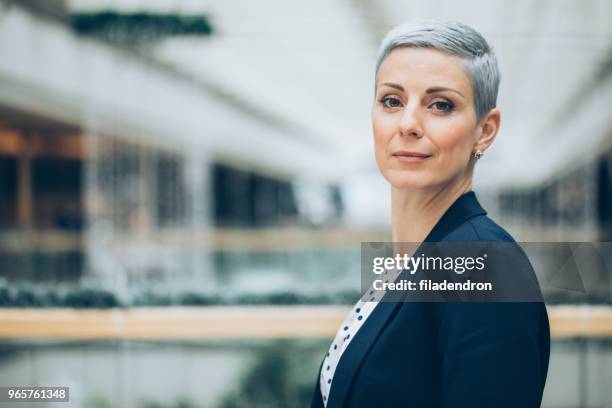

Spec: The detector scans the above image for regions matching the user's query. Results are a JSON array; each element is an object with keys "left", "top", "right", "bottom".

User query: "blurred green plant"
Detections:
[
  {"left": 140, "top": 398, "right": 199, "bottom": 408},
  {"left": 82, "top": 395, "right": 113, "bottom": 408},
  {"left": 0, "top": 284, "right": 361, "bottom": 308},
  {"left": 0, "top": 285, "right": 120, "bottom": 308},
  {"left": 83, "top": 395, "right": 200, "bottom": 408},
  {"left": 216, "top": 340, "right": 321, "bottom": 408},
  {"left": 69, "top": 11, "right": 213, "bottom": 46}
]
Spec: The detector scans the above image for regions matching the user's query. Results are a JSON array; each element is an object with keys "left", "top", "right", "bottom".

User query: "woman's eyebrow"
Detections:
[
  {"left": 378, "top": 82, "right": 404, "bottom": 91},
  {"left": 426, "top": 87, "right": 465, "bottom": 98},
  {"left": 377, "top": 83, "right": 465, "bottom": 99}
]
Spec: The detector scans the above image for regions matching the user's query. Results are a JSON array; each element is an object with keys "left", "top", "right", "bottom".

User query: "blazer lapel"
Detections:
[{"left": 326, "top": 191, "right": 487, "bottom": 408}]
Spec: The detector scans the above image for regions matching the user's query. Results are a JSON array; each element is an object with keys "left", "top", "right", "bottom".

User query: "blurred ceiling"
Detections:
[{"left": 66, "top": 0, "right": 612, "bottom": 190}]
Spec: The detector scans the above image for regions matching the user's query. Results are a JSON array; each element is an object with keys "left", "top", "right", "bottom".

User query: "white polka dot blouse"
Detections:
[{"left": 319, "top": 266, "right": 403, "bottom": 406}]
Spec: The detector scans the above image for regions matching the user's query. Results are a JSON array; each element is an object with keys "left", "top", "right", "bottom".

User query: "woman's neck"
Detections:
[{"left": 391, "top": 177, "right": 473, "bottom": 243}]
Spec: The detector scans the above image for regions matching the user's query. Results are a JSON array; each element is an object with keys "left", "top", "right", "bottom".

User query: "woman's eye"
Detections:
[
  {"left": 431, "top": 100, "right": 454, "bottom": 112},
  {"left": 380, "top": 97, "right": 402, "bottom": 108}
]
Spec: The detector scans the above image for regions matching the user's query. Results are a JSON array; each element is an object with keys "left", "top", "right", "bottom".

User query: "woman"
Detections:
[{"left": 310, "top": 20, "right": 550, "bottom": 407}]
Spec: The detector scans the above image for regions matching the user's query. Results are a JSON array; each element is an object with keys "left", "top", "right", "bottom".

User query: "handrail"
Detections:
[{"left": 0, "top": 305, "right": 610, "bottom": 340}]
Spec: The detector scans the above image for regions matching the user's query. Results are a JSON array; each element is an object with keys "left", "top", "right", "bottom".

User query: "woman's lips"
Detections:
[{"left": 392, "top": 151, "right": 432, "bottom": 163}]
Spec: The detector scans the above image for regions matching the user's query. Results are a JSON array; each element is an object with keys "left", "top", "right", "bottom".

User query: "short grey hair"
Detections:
[{"left": 375, "top": 20, "right": 500, "bottom": 122}]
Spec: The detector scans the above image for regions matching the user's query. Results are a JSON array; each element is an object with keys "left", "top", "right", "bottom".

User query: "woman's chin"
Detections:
[{"left": 384, "top": 172, "right": 432, "bottom": 190}]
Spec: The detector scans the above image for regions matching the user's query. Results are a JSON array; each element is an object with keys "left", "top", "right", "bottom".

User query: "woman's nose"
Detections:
[{"left": 398, "top": 104, "right": 423, "bottom": 138}]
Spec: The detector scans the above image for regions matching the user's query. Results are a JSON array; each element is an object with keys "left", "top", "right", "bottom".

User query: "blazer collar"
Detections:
[
  {"left": 326, "top": 190, "right": 487, "bottom": 408},
  {"left": 422, "top": 190, "right": 487, "bottom": 242}
]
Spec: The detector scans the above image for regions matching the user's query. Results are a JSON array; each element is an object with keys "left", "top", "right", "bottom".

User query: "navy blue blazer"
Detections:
[{"left": 310, "top": 191, "right": 550, "bottom": 408}]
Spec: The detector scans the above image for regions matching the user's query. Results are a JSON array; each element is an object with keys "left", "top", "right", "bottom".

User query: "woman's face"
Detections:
[{"left": 372, "top": 47, "right": 485, "bottom": 190}]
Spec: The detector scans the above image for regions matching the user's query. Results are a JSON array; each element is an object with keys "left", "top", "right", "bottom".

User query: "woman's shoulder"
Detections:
[{"left": 443, "top": 213, "right": 516, "bottom": 243}]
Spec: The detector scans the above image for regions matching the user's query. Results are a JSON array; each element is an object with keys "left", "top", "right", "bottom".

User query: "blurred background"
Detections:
[{"left": 0, "top": 0, "right": 611, "bottom": 407}]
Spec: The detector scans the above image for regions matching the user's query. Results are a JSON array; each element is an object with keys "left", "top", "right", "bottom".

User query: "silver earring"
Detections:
[{"left": 474, "top": 150, "right": 483, "bottom": 160}]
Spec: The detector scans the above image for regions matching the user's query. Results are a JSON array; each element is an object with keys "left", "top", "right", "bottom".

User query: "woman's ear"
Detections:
[{"left": 475, "top": 108, "right": 501, "bottom": 152}]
